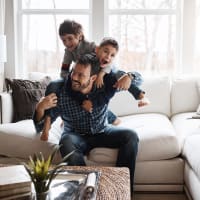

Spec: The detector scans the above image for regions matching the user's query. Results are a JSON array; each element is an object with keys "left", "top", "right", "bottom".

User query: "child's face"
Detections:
[
  {"left": 60, "top": 33, "right": 82, "bottom": 52},
  {"left": 96, "top": 45, "right": 118, "bottom": 68}
]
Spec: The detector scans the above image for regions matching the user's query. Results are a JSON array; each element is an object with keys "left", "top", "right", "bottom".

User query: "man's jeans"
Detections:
[{"left": 59, "top": 125, "right": 139, "bottom": 193}]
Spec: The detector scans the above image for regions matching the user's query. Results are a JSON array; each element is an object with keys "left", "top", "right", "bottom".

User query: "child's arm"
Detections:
[
  {"left": 40, "top": 115, "right": 51, "bottom": 141},
  {"left": 60, "top": 49, "right": 73, "bottom": 78},
  {"left": 95, "top": 65, "right": 112, "bottom": 88},
  {"left": 60, "top": 63, "right": 70, "bottom": 78},
  {"left": 95, "top": 71, "right": 106, "bottom": 88}
]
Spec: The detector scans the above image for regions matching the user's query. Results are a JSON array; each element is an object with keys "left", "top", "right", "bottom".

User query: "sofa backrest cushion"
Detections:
[
  {"left": 171, "top": 76, "right": 200, "bottom": 116},
  {"left": 109, "top": 76, "right": 171, "bottom": 117}
]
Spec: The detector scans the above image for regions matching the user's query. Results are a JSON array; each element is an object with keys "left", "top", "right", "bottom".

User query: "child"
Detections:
[
  {"left": 40, "top": 20, "right": 148, "bottom": 141},
  {"left": 81, "top": 38, "right": 149, "bottom": 113}
]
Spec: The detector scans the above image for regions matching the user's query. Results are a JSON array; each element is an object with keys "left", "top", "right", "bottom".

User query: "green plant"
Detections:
[{"left": 23, "top": 145, "right": 74, "bottom": 194}]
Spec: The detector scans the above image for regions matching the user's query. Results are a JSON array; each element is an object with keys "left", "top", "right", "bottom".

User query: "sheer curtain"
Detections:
[
  {"left": 0, "top": 0, "right": 6, "bottom": 92},
  {"left": 194, "top": 0, "right": 200, "bottom": 73},
  {"left": 0, "top": 0, "right": 5, "bottom": 34}
]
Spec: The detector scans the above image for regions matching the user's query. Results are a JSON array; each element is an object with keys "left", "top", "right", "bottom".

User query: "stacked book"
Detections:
[{"left": 0, "top": 165, "right": 32, "bottom": 200}]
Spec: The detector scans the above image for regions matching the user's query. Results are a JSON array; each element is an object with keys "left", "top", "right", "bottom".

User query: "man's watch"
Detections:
[{"left": 127, "top": 72, "right": 134, "bottom": 81}]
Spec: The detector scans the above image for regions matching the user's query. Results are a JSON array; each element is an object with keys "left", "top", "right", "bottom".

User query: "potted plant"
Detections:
[{"left": 23, "top": 145, "right": 74, "bottom": 199}]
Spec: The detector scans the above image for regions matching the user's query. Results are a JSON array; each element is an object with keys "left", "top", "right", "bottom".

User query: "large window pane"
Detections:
[
  {"left": 109, "top": 0, "right": 176, "bottom": 10},
  {"left": 22, "top": 0, "right": 89, "bottom": 9},
  {"left": 23, "top": 15, "right": 89, "bottom": 73},
  {"left": 109, "top": 15, "right": 176, "bottom": 75}
]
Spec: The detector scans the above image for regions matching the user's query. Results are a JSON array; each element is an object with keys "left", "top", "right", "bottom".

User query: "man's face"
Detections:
[
  {"left": 71, "top": 63, "right": 92, "bottom": 92},
  {"left": 60, "top": 33, "right": 81, "bottom": 52},
  {"left": 96, "top": 44, "right": 118, "bottom": 68}
]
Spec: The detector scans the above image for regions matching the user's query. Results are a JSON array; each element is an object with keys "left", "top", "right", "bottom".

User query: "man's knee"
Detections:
[
  {"left": 125, "top": 129, "right": 139, "bottom": 143},
  {"left": 59, "top": 134, "right": 74, "bottom": 156}
]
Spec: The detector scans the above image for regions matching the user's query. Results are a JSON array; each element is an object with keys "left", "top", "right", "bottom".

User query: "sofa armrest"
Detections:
[{"left": 0, "top": 92, "right": 13, "bottom": 123}]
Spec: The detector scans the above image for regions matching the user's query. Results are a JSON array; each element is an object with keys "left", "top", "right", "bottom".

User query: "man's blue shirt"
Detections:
[{"left": 33, "top": 72, "right": 117, "bottom": 135}]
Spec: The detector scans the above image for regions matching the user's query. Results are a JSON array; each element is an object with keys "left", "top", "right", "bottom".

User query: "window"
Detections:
[
  {"left": 18, "top": 0, "right": 90, "bottom": 75},
  {"left": 105, "top": 0, "right": 179, "bottom": 75},
  {"left": 15, "top": 0, "right": 199, "bottom": 77}
]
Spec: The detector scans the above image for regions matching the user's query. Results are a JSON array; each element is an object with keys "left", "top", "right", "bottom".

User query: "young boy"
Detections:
[
  {"left": 81, "top": 38, "right": 149, "bottom": 113},
  {"left": 40, "top": 20, "right": 149, "bottom": 141}
]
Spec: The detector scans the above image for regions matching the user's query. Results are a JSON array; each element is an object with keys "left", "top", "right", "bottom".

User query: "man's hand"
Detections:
[
  {"left": 35, "top": 93, "right": 58, "bottom": 122},
  {"left": 113, "top": 74, "right": 131, "bottom": 90},
  {"left": 82, "top": 100, "right": 93, "bottom": 113},
  {"left": 36, "top": 93, "right": 58, "bottom": 110}
]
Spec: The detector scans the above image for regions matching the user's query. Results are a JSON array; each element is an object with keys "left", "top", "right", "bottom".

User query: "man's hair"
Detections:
[
  {"left": 99, "top": 37, "right": 119, "bottom": 51},
  {"left": 59, "top": 20, "right": 84, "bottom": 39},
  {"left": 77, "top": 54, "right": 100, "bottom": 76}
]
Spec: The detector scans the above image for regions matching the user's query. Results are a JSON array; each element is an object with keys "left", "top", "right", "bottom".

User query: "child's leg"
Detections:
[
  {"left": 40, "top": 116, "right": 51, "bottom": 141},
  {"left": 114, "top": 70, "right": 144, "bottom": 99},
  {"left": 44, "top": 79, "right": 64, "bottom": 121},
  {"left": 114, "top": 70, "right": 143, "bottom": 87},
  {"left": 107, "top": 110, "right": 121, "bottom": 125},
  {"left": 45, "top": 78, "right": 65, "bottom": 96}
]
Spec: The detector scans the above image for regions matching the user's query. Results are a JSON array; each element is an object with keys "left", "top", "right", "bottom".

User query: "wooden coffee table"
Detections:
[{"left": 65, "top": 166, "right": 131, "bottom": 200}]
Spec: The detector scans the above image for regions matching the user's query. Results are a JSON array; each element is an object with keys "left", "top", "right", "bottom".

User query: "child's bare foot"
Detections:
[
  {"left": 40, "top": 132, "right": 49, "bottom": 141},
  {"left": 112, "top": 118, "right": 121, "bottom": 125},
  {"left": 138, "top": 98, "right": 150, "bottom": 107}
]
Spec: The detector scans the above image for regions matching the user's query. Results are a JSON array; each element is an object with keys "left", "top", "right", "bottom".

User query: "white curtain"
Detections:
[
  {"left": 0, "top": 0, "right": 6, "bottom": 92},
  {"left": 0, "top": 0, "right": 5, "bottom": 34},
  {"left": 194, "top": 0, "right": 200, "bottom": 72}
]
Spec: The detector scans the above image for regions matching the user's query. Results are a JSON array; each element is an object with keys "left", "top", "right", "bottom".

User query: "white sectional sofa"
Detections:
[{"left": 0, "top": 75, "right": 200, "bottom": 200}]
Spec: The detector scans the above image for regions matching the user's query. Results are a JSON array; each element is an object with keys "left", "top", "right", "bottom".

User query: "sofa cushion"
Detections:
[
  {"left": 108, "top": 76, "right": 171, "bottom": 117},
  {"left": 183, "top": 134, "right": 200, "bottom": 181},
  {"left": 0, "top": 118, "right": 62, "bottom": 162},
  {"left": 171, "top": 76, "right": 200, "bottom": 115},
  {"left": 88, "top": 113, "right": 180, "bottom": 163},
  {"left": 171, "top": 112, "right": 200, "bottom": 147},
  {"left": 0, "top": 114, "right": 180, "bottom": 164},
  {"left": 5, "top": 77, "right": 51, "bottom": 122}
]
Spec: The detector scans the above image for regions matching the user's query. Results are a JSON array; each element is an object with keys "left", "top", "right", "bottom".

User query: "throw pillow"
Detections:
[{"left": 5, "top": 77, "right": 51, "bottom": 122}]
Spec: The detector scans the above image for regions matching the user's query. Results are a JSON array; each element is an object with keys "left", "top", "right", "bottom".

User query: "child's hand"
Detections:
[
  {"left": 138, "top": 97, "right": 150, "bottom": 107},
  {"left": 40, "top": 132, "right": 49, "bottom": 141},
  {"left": 95, "top": 71, "right": 106, "bottom": 88},
  {"left": 82, "top": 100, "right": 93, "bottom": 113},
  {"left": 113, "top": 74, "right": 131, "bottom": 90}
]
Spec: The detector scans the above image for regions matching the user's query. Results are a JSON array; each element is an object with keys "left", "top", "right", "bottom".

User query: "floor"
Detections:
[{"left": 133, "top": 193, "right": 189, "bottom": 200}]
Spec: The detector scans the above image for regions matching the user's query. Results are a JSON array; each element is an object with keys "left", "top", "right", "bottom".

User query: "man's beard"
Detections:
[{"left": 71, "top": 79, "right": 90, "bottom": 91}]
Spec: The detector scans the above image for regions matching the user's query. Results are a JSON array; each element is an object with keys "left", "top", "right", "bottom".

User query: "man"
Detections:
[{"left": 33, "top": 54, "right": 139, "bottom": 194}]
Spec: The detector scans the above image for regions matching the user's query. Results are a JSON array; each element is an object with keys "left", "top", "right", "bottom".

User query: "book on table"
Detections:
[
  {"left": 0, "top": 165, "right": 31, "bottom": 199},
  {"left": 49, "top": 169, "right": 101, "bottom": 200}
]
